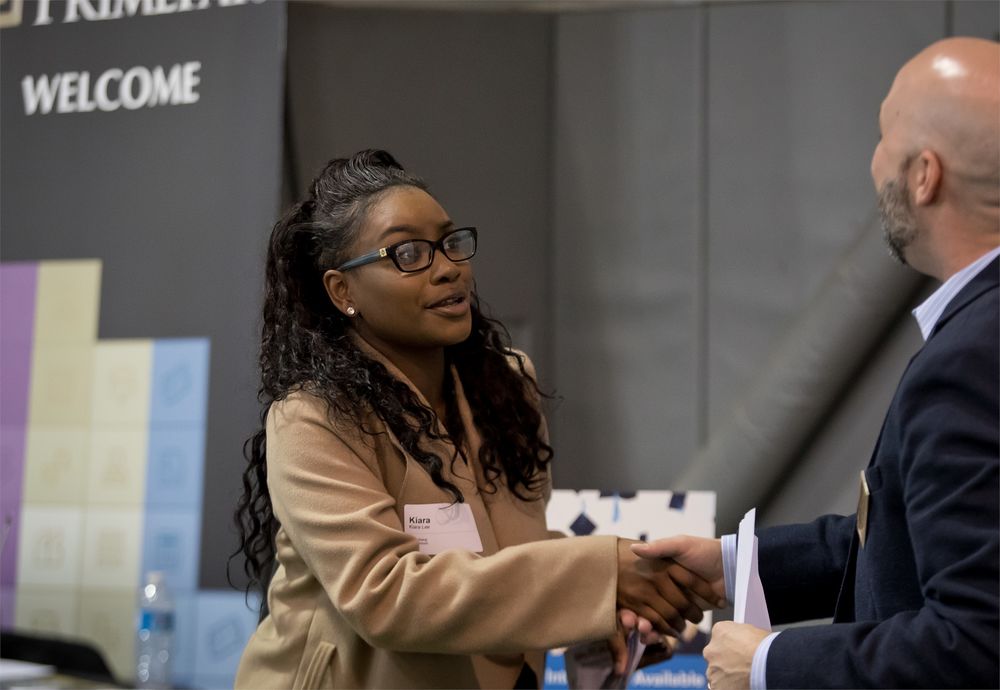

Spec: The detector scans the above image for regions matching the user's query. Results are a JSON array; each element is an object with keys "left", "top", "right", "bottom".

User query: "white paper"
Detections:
[
  {"left": 403, "top": 502, "right": 483, "bottom": 555},
  {"left": 0, "top": 659, "right": 55, "bottom": 682},
  {"left": 733, "top": 508, "right": 771, "bottom": 630}
]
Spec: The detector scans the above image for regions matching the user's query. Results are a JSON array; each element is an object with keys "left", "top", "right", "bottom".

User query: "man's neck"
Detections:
[{"left": 931, "top": 239, "right": 1000, "bottom": 282}]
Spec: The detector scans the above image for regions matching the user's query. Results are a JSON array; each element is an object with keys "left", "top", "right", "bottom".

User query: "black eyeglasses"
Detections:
[{"left": 335, "top": 227, "right": 478, "bottom": 273}]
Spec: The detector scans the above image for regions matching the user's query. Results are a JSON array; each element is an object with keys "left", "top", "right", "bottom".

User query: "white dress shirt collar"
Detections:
[{"left": 912, "top": 246, "right": 1000, "bottom": 341}]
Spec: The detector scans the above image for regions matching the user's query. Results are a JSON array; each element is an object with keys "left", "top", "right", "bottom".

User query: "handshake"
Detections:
[
  {"left": 607, "top": 535, "right": 727, "bottom": 677},
  {"left": 604, "top": 534, "right": 772, "bottom": 689}
]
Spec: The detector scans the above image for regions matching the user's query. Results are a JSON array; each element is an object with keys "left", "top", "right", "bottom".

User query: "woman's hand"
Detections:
[
  {"left": 638, "top": 636, "right": 677, "bottom": 669},
  {"left": 607, "top": 616, "right": 630, "bottom": 676},
  {"left": 616, "top": 538, "right": 720, "bottom": 637},
  {"left": 615, "top": 609, "right": 678, "bottom": 672}
]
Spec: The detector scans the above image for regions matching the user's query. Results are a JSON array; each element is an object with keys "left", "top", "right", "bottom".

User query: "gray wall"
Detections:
[
  {"left": 551, "top": 0, "right": 948, "bottom": 523},
  {"left": 286, "top": 0, "right": 999, "bottom": 533},
  {"left": 552, "top": 8, "right": 703, "bottom": 490},
  {"left": 285, "top": 5, "right": 555, "bottom": 378},
  {"left": 554, "top": 0, "right": 998, "bottom": 527}
]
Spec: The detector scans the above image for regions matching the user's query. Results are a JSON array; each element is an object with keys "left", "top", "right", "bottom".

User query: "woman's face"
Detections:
[{"left": 330, "top": 185, "right": 475, "bottom": 355}]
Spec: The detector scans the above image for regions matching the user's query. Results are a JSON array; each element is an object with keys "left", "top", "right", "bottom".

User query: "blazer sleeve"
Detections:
[
  {"left": 765, "top": 329, "right": 1000, "bottom": 689},
  {"left": 266, "top": 393, "right": 619, "bottom": 656},
  {"left": 757, "top": 514, "right": 854, "bottom": 624}
]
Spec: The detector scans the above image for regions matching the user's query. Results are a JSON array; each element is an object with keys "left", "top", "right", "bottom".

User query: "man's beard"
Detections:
[{"left": 877, "top": 175, "right": 919, "bottom": 265}]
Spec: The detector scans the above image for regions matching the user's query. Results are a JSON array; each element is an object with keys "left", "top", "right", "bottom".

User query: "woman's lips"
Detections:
[{"left": 427, "top": 294, "right": 469, "bottom": 316}]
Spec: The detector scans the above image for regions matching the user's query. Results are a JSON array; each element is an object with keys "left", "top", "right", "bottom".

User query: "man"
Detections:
[{"left": 633, "top": 36, "right": 999, "bottom": 689}]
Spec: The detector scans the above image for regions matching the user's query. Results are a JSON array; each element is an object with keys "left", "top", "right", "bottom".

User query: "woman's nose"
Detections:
[{"left": 428, "top": 250, "right": 462, "bottom": 283}]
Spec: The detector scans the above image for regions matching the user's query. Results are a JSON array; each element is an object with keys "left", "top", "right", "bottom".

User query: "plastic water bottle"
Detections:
[{"left": 136, "top": 571, "right": 174, "bottom": 689}]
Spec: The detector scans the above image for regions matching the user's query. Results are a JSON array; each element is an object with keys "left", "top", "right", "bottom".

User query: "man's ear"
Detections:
[
  {"left": 323, "top": 270, "right": 355, "bottom": 317},
  {"left": 911, "top": 149, "right": 942, "bottom": 206}
]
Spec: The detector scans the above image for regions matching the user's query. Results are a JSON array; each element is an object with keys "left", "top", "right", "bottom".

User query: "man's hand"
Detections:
[
  {"left": 631, "top": 535, "right": 727, "bottom": 608},
  {"left": 626, "top": 535, "right": 727, "bottom": 644},
  {"left": 703, "top": 621, "right": 769, "bottom": 690},
  {"left": 616, "top": 539, "right": 720, "bottom": 637}
]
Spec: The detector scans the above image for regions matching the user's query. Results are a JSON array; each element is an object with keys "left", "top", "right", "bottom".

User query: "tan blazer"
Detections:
[{"left": 235, "top": 346, "right": 618, "bottom": 690}]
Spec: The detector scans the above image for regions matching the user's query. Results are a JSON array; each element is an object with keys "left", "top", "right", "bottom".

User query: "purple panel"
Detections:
[
  {"left": 0, "top": 263, "right": 37, "bottom": 426},
  {"left": 0, "top": 429, "right": 26, "bottom": 587},
  {"left": 0, "top": 262, "right": 37, "bottom": 589},
  {"left": 0, "top": 587, "right": 13, "bottom": 628}
]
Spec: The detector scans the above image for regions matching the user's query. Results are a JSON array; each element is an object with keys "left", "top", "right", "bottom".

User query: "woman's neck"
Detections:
[{"left": 356, "top": 333, "right": 448, "bottom": 413}]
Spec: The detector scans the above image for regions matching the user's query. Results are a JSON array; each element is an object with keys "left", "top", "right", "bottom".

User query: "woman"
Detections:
[{"left": 232, "top": 150, "right": 714, "bottom": 689}]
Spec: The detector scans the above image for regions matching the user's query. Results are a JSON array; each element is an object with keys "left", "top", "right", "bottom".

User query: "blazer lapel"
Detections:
[
  {"left": 349, "top": 334, "right": 479, "bottom": 494},
  {"left": 833, "top": 531, "right": 859, "bottom": 622},
  {"left": 452, "top": 367, "right": 550, "bottom": 550}
]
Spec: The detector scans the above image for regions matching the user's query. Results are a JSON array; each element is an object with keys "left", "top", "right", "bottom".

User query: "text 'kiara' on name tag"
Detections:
[{"left": 404, "top": 503, "right": 484, "bottom": 555}]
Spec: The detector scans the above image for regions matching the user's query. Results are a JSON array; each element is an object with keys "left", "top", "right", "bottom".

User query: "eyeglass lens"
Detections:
[{"left": 394, "top": 228, "right": 476, "bottom": 271}]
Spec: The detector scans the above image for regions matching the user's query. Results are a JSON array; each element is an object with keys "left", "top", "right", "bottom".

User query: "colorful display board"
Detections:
[
  {"left": 544, "top": 490, "right": 715, "bottom": 690},
  {"left": 0, "top": 260, "right": 255, "bottom": 689}
]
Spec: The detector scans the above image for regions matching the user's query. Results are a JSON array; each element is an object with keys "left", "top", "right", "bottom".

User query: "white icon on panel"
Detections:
[{"left": 33, "top": 530, "right": 65, "bottom": 569}]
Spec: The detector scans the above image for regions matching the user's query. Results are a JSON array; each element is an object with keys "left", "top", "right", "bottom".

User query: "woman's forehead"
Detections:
[{"left": 362, "top": 186, "right": 449, "bottom": 237}]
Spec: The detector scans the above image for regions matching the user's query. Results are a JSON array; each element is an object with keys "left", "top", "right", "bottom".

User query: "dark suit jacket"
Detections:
[{"left": 757, "top": 257, "right": 999, "bottom": 688}]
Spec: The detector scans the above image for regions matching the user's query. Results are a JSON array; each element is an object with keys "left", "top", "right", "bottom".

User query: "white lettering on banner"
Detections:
[
  {"left": 28, "top": 0, "right": 262, "bottom": 26},
  {"left": 629, "top": 669, "right": 708, "bottom": 688},
  {"left": 56, "top": 72, "right": 81, "bottom": 113},
  {"left": 65, "top": 0, "right": 100, "bottom": 23},
  {"left": 21, "top": 62, "right": 202, "bottom": 116},
  {"left": 33, "top": 0, "right": 55, "bottom": 25},
  {"left": 21, "top": 73, "right": 59, "bottom": 115},
  {"left": 95, "top": 69, "right": 123, "bottom": 111},
  {"left": 109, "top": 0, "right": 160, "bottom": 21},
  {"left": 544, "top": 668, "right": 567, "bottom": 686}
]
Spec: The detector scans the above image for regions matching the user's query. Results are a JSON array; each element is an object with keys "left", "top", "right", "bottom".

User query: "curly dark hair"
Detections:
[{"left": 230, "top": 149, "right": 553, "bottom": 598}]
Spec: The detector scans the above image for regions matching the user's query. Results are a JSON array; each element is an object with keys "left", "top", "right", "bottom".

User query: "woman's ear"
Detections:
[{"left": 323, "top": 270, "right": 357, "bottom": 317}]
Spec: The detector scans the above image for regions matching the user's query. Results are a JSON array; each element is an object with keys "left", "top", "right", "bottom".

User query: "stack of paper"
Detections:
[{"left": 733, "top": 508, "right": 771, "bottom": 630}]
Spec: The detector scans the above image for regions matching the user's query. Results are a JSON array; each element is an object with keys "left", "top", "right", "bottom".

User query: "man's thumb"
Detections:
[{"left": 631, "top": 536, "right": 684, "bottom": 558}]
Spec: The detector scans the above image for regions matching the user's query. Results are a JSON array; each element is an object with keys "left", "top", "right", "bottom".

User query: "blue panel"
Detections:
[
  {"left": 191, "top": 674, "right": 241, "bottom": 689},
  {"left": 192, "top": 590, "right": 260, "bottom": 687},
  {"left": 150, "top": 339, "right": 210, "bottom": 424},
  {"left": 170, "top": 590, "right": 199, "bottom": 688},
  {"left": 543, "top": 650, "right": 568, "bottom": 689},
  {"left": 146, "top": 424, "right": 205, "bottom": 509},
  {"left": 543, "top": 652, "right": 707, "bottom": 690},
  {"left": 629, "top": 656, "right": 707, "bottom": 689},
  {"left": 140, "top": 510, "right": 200, "bottom": 592}
]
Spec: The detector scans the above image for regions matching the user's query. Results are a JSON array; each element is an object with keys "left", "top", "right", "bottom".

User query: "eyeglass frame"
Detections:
[{"left": 334, "top": 226, "right": 478, "bottom": 273}]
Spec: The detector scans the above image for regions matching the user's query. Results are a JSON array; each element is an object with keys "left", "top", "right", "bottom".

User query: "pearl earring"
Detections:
[{"left": 346, "top": 306, "right": 357, "bottom": 317}]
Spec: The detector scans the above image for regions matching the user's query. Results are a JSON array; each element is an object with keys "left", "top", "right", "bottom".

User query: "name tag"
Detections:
[
  {"left": 404, "top": 503, "right": 484, "bottom": 555},
  {"left": 856, "top": 470, "right": 870, "bottom": 548}
]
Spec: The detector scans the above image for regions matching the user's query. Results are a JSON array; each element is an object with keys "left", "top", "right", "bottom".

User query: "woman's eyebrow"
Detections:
[
  {"left": 376, "top": 220, "right": 454, "bottom": 243},
  {"left": 375, "top": 224, "right": 417, "bottom": 243}
]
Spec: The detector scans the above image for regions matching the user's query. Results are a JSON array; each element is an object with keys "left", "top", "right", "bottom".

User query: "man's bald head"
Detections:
[
  {"left": 887, "top": 37, "right": 999, "bottom": 196},
  {"left": 873, "top": 37, "right": 1000, "bottom": 279}
]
